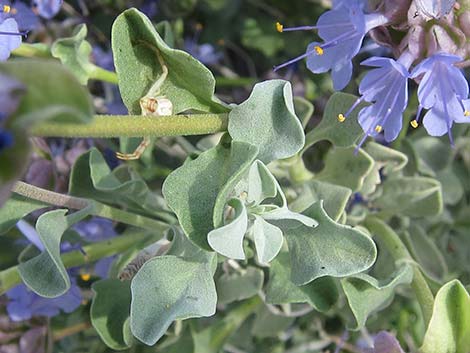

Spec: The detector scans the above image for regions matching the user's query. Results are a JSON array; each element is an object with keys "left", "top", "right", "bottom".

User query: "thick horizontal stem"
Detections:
[{"left": 30, "top": 114, "right": 229, "bottom": 138}]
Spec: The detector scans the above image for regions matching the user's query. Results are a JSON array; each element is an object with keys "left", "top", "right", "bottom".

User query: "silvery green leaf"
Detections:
[
  {"left": 247, "top": 161, "right": 278, "bottom": 204},
  {"left": 130, "top": 255, "right": 217, "bottom": 345},
  {"left": 262, "top": 207, "right": 318, "bottom": 228},
  {"left": 252, "top": 215, "right": 283, "bottom": 264},
  {"left": 284, "top": 201, "right": 377, "bottom": 285},
  {"left": 341, "top": 265, "right": 413, "bottom": 329},
  {"left": 228, "top": 80, "right": 305, "bottom": 164},
  {"left": 207, "top": 198, "right": 248, "bottom": 260}
]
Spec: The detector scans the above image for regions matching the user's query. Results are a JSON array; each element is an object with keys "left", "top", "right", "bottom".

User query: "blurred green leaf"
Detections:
[
  {"left": 421, "top": 280, "right": 470, "bottom": 353},
  {"left": 0, "top": 59, "right": 93, "bottom": 125},
  {"left": 372, "top": 176, "right": 443, "bottom": 218},
  {"left": 51, "top": 24, "right": 93, "bottom": 84},
  {"left": 315, "top": 147, "right": 374, "bottom": 192},
  {"left": 216, "top": 267, "right": 264, "bottom": 305}
]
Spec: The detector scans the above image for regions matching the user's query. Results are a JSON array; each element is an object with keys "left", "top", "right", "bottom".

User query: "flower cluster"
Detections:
[
  {"left": 276, "top": 0, "right": 470, "bottom": 146},
  {"left": 0, "top": 0, "right": 63, "bottom": 60}
]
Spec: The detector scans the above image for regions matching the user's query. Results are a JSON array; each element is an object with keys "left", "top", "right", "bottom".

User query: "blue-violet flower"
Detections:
[
  {"left": 339, "top": 51, "right": 414, "bottom": 147},
  {"left": 410, "top": 52, "right": 470, "bottom": 145},
  {"left": 274, "top": 2, "right": 388, "bottom": 90}
]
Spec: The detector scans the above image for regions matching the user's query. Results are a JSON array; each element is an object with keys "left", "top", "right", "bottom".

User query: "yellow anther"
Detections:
[
  {"left": 314, "top": 46, "right": 324, "bottom": 55},
  {"left": 338, "top": 113, "right": 346, "bottom": 122},
  {"left": 217, "top": 39, "right": 225, "bottom": 46},
  {"left": 80, "top": 273, "right": 91, "bottom": 281},
  {"left": 375, "top": 125, "right": 383, "bottom": 133},
  {"left": 465, "top": 110, "right": 470, "bottom": 117},
  {"left": 195, "top": 23, "right": 203, "bottom": 31},
  {"left": 410, "top": 120, "right": 419, "bottom": 128},
  {"left": 3, "top": 5, "right": 11, "bottom": 13},
  {"left": 276, "top": 22, "right": 284, "bottom": 33}
]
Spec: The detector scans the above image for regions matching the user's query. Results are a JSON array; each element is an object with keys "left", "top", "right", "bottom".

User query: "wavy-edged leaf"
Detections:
[
  {"left": 51, "top": 24, "right": 94, "bottom": 84},
  {"left": 130, "top": 255, "right": 217, "bottom": 345},
  {"left": 163, "top": 138, "right": 258, "bottom": 249},
  {"left": 208, "top": 198, "right": 248, "bottom": 260},
  {"left": 372, "top": 176, "right": 442, "bottom": 218},
  {"left": 284, "top": 202, "right": 377, "bottom": 285},
  {"left": 228, "top": 80, "right": 305, "bottom": 164},
  {"left": 111, "top": 8, "right": 227, "bottom": 114},
  {"left": 69, "top": 148, "right": 171, "bottom": 220},
  {"left": 341, "top": 265, "right": 413, "bottom": 329},
  {"left": 91, "top": 279, "right": 132, "bottom": 350},
  {"left": 18, "top": 208, "right": 91, "bottom": 297},
  {"left": 265, "top": 252, "right": 338, "bottom": 312}
]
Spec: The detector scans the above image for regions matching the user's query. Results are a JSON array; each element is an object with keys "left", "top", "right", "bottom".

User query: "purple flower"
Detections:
[
  {"left": 32, "top": 0, "right": 62, "bottom": 19},
  {"left": 410, "top": 53, "right": 470, "bottom": 145},
  {"left": 1, "top": 2, "right": 39, "bottom": 31},
  {"left": 6, "top": 282, "right": 81, "bottom": 321},
  {"left": 339, "top": 51, "right": 414, "bottom": 147},
  {"left": 0, "top": 18, "right": 22, "bottom": 61},
  {"left": 274, "top": 3, "right": 388, "bottom": 90},
  {"left": 364, "top": 331, "right": 405, "bottom": 353},
  {"left": 184, "top": 41, "right": 222, "bottom": 65},
  {"left": 0, "top": 73, "right": 24, "bottom": 153}
]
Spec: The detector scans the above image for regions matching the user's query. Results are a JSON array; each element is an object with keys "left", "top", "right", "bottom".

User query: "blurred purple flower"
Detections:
[
  {"left": 32, "top": 0, "right": 62, "bottom": 19},
  {"left": 3, "top": 2, "right": 39, "bottom": 31},
  {"left": 0, "top": 17, "right": 22, "bottom": 61},
  {"left": 184, "top": 40, "right": 222, "bottom": 65},
  {"left": 0, "top": 73, "right": 24, "bottom": 153},
  {"left": 274, "top": 2, "right": 388, "bottom": 90},
  {"left": 74, "top": 217, "right": 117, "bottom": 278},
  {"left": 410, "top": 52, "right": 470, "bottom": 145},
  {"left": 364, "top": 331, "right": 405, "bottom": 353},
  {"left": 6, "top": 282, "right": 81, "bottom": 321},
  {"left": 140, "top": 0, "right": 159, "bottom": 18},
  {"left": 339, "top": 51, "right": 413, "bottom": 147},
  {"left": 92, "top": 46, "right": 115, "bottom": 71}
]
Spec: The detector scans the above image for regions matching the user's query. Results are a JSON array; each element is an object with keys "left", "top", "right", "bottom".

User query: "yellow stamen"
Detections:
[
  {"left": 314, "top": 46, "right": 324, "bottom": 55},
  {"left": 410, "top": 120, "right": 419, "bottom": 128},
  {"left": 3, "top": 5, "right": 11, "bottom": 13},
  {"left": 338, "top": 113, "right": 346, "bottom": 122},
  {"left": 195, "top": 23, "right": 203, "bottom": 31},
  {"left": 80, "top": 273, "right": 91, "bottom": 281},
  {"left": 375, "top": 125, "right": 383, "bottom": 133},
  {"left": 217, "top": 39, "right": 225, "bottom": 46},
  {"left": 465, "top": 110, "right": 470, "bottom": 117},
  {"left": 276, "top": 22, "right": 283, "bottom": 33}
]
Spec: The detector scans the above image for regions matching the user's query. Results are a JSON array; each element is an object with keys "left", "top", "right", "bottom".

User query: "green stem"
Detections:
[
  {"left": 364, "top": 217, "right": 434, "bottom": 327},
  {"left": 12, "top": 43, "right": 51, "bottom": 58},
  {"left": 88, "top": 64, "right": 119, "bottom": 84},
  {"left": 13, "top": 181, "right": 169, "bottom": 232},
  {"left": 0, "top": 231, "right": 154, "bottom": 295},
  {"left": 215, "top": 77, "right": 256, "bottom": 87},
  {"left": 12, "top": 44, "right": 118, "bottom": 84},
  {"left": 30, "top": 114, "right": 229, "bottom": 138}
]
